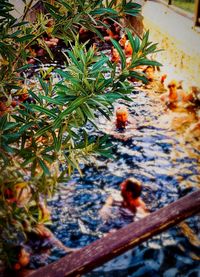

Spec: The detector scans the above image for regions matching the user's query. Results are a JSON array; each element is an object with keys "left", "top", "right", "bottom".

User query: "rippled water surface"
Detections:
[{"left": 35, "top": 88, "right": 199, "bottom": 276}]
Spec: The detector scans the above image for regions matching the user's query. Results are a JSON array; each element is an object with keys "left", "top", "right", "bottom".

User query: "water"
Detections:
[{"left": 30, "top": 87, "right": 200, "bottom": 276}]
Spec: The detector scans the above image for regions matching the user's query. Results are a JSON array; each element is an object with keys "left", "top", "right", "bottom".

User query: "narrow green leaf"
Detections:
[
  {"left": 66, "top": 50, "right": 83, "bottom": 72},
  {"left": 90, "top": 8, "right": 118, "bottom": 15},
  {"left": 55, "top": 125, "right": 64, "bottom": 152},
  {"left": 76, "top": 0, "right": 84, "bottom": 8},
  {"left": 145, "top": 43, "right": 159, "bottom": 54},
  {"left": 29, "top": 90, "right": 43, "bottom": 104},
  {"left": 129, "top": 71, "right": 148, "bottom": 84},
  {"left": 22, "top": 156, "right": 36, "bottom": 167},
  {"left": 123, "top": 10, "right": 140, "bottom": 16},
  {"left": 137, "top": 59, "right": 162, "bottom": 67},
  {"left": 0, "top": 115, "right": 7, "bottom": 129},
  {"left": 124, "top": 3, "right": 141, "bottom": 9},
  {"left": 16, "top": 34, "right": 35, "bottom": 42},
  {"left": 38, "top": 159, "right": 50, "bottom": 175},
  {"left": 53, "top": 96, "right": 88, "bottom": 130},
  {"left": 134, "top": 36, "right": 140, "bottom": 53},
  {"left": 110, "top": 38, "right": 126, "bottom": 70},
  {"left": 34, "top": 125, "right": 52, "bottom": 137},
  {"left": 96, "top": 78, "right": 113, "bottom": 91},
  {"left": 54, "top": 69, "right": 71, "bottom": 79},
  {"left": 108, "top": 0, "right": 116, "bottom": 8},
  {"left": 3, "top": 122, "right": 19, "bottom": 131},
  {"left": 91, "top": 56, "right": 108, "bottom": 72},
  {"left": 19, "top": 121, "right": 35, "bottom": 133},
  {"left": 11, "top": 115, "right": 26, "bottom": 123},
  {"left": 2, "top": 132, "right": 21, "bottom": 141},
  {"left": 82, "top": 102, "right": 95, "bottom": 119},
  {"left": 11, "top": 21, "right": 28, "bottom": 28},
  {"left": 126, "top": 28, "right": 135, "bottom": 54},
  {"left": 30, "top": 105, "right": 57, "bottom": 119},
  {"left": 41, "top": 154, "right": 55, "bottom": 164},
  {"left": 39, "top": 77, "right": 49, "bottom": 95},
  {"left": 9, "top": 30, "right": 22, "bottom": 37},
  {"left": 57, "top": 0, "right": 72, "bottom": 11},
  {"left": 16, "top": 64, "right": 34, "bottom": 72},
  {"left": 141, "top": 30, "right": 149, "bottom": 50},
  {"left": 1, "top": 144, "right": 16, "bottom": 154},
  {"left": 57, "top": 96, "right": 89, "bottom": 120},
  {"left": 41, "top": 95, "right": 63, "bottom": 105},
  {"left": 44, "top": 3, "right": 63, "bottom": 19}
]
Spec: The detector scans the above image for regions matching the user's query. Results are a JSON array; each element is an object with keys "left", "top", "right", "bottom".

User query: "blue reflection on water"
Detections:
[{"left": 44, "top": 90, "right": 200, "bottom": 277}]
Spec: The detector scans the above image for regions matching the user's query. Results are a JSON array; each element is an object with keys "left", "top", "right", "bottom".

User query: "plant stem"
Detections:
[{"left": 22, "top": 0, "right": 35, "bottom": 21}]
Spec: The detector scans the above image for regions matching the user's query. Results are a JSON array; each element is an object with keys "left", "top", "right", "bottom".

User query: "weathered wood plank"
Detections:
[
  {"left": 194, "top": 0, "right": 200, "bottom": 26},
  {"left": 26, "top": 190, "right": 200, "bottom": 277}
]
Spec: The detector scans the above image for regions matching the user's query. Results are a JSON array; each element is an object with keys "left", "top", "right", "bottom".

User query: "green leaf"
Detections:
[
  {"left": 19, "top": 122, "right": 35, "bottom": 133},
  {"left": 129, "top": 71, "right": 148, "bottom": 84},
  {"left": 54, "top": 96, "right": 88, "bottom": 129},
  {"left": 145, "top": 43, "right": 159, "bottom": 54},
  {"left": 3, "top": 122, "right": 19, "bottom": 131},
  {"left": 136, "top": 59, "right": 162, "bottom": 67},
  {"left": 96, "top": 77, "right": 113, "bottom": 92},
  {"left": 39, "top": 77, "right": 49, "bottom": 95},
  {"left": 16, "top": 64, "right": 34, "bottom": 72},
  {"left": 126, "top": 28, "right": 135, "bottom": 54},
  {"left": 15, "top": 34, "right": 35, "bottom": 42},
  {"left": 41, "top": 154, "right": 55, "bottom": 164},
  {"left": 108, "top": 0, "right": 116, "bottom": 8},
  {"left": 29, "top": 90, "right": 43, "bottom": 104},
  {"left": 134, "top": 36, "right": 140, "bottom": 53},
  {"left": 2, "top": 132, "right": 21, "bottom": 141},
  {"left": 54, "top": 69, "right": 71, "bottom": 79},
  {"left": 44, "top": 3, "right": 63, "bottom": 19},
  {"left": 141, "top": 30, "right": 149, "bottom": 50},
  {"left": 0, "top": 115, "right": 7, "bottom": 129},
  {"left": 90, "top": 8, "right": 118, "bottom": 15},
  {"left": 57, "top": 0, "right": 72, "bottom": 12},
  {"left": 77, "top": 0, "right": 84, "bottom": 8},
  {"left": 11, "top": 115, "right": 26, "bottom": 123},
  {"left": 110, "top": 38, "right": 126, "bottom": 70},
  {"left": 9, "top": 30, "right": 22, "bottom": 37},
  {"left": 22, "top": 156, "right": 36, "bottom": 167},
  {"left": 11, "top": 21, "right": 28, "bottom": 28},
  {"left": 82, "top": 102, "right": 95, "bottom": 119},
  {"left": 38, "top": 159, "right": 50, "bottom": 175},
  {"left": 34, "top": 125, "right": 52, "bottom": 137},
  {"left": 91, "top": 56, "right": 108, "bottom": 72},
  {"left": 1, "top": 144, "right": 16, "bottom": 154},
  {"left": 124, "top": 10, "right": 140, "bottom": 16},
  {"left": 57, "top": 95, "right": 89, "bottom": 120},
  {"left": 124, "top": 3, "right": 141, "bottom": 10},
  {"left": 66, "top": 50, "right": 83, "bottom": 72},
  {"left": 30, "top": 105, "right": 57, "bottom": 119},
  {"left": 41, "top": 95, "right": 63, "bottom": 105}
]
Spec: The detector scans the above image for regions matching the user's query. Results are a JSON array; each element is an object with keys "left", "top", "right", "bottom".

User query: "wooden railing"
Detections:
[
  {"left": 195, "top": 0, "right": 200, "bottom": 26},
  {"left": 22, "top": 190, "right": 200, "bottom": 277}
]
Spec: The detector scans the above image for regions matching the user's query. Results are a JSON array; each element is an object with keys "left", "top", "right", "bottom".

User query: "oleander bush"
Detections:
[{"left": 0, "top": 0, "right": 161, "bottom": 268}]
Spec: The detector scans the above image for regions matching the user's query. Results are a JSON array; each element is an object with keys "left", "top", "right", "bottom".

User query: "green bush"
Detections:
[{"left": 0, "top": 0, "right": 160, "bottom": 268}]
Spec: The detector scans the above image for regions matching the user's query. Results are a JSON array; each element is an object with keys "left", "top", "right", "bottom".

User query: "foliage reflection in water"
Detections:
[{"left": 32, "top": 89, "right": 199, "bottom": 276}]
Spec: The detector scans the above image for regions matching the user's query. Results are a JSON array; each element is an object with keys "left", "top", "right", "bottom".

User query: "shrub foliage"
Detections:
[{"left": 0, "top": 0, "right": 160, "bottom": 266}]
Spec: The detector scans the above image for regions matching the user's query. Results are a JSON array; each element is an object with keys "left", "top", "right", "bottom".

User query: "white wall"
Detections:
[{"left": 9, "top": 0, "right": 38, "bottom": 18}]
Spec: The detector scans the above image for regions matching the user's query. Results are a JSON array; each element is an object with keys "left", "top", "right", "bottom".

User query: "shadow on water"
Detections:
[{"left": 31, "top": 89, "right": 200, "bottom": 276}]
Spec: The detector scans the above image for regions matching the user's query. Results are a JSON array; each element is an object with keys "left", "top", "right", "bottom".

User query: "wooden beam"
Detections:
[
  {"left": 25, "top": 190, "right": 200, "bottom": 277},
  {"left": 194, "top": 0, "right": 200, "bottom": 27}
]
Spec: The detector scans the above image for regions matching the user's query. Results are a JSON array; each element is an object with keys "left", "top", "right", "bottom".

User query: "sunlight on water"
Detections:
[{"left": 29, "top": 86, "right": 200, "bottom": 276}]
